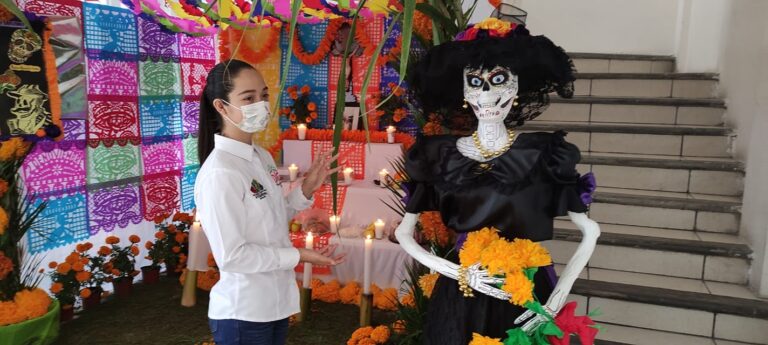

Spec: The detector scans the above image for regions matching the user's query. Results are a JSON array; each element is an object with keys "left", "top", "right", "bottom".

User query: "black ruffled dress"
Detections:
[{"left": 403, "top": 131, "right": 590, "bottom": 345}]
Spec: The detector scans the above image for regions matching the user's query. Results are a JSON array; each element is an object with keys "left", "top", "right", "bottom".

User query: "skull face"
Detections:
[
  {"left": 463, "top": 66, "right": 519, "bottom": 122},
  {"left": 8, "top": 29, "right": 43, "bottom": 64}
]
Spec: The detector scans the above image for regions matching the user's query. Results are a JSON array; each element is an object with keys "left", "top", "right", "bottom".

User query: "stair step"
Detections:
[
  {"left": 548, "top": 220, "right": 749, "bottom": 282},
  {"left": 524, "top": 123, "right": 732, "bottom": 157},
  {"left": 553, "top": 228, "right": 751, "bottom": 259},
  {"left": 541, "top": 100, "right": 724, "bottom": 125},
  {"left": 587, "top": 188, "right": 741, "bottom": 234},
  {"left": 593, "top": 189, "right": 741, "bottom": 213},
  {"left": 573, "top": 76, "right": 717, "bottom": 99},
  {"left": 578, "top": 154, "right": 744, "bottom": 196},
  {"left": 525, "top": 122, "right": 730, "bottom": 136},
  {"left": 552, "top": 96, "right": 725, "bottom": 108},
  {"left": 582, "top": 153, "right": 743, "bottom": 172},
  {"left": 592, "top": 322, "right": 740, "bottom": 345},
  {"left": 570, "top": 53, "right": 675, "bottom": 74},
  {"left": 569, "top": 53, "right": 676, "bottom": 61},
  {"left": 571, "top": 280, "right": 768, "bottom": 343},
  {"left": 575, "top": 72, "right": 717, "bottom": 80}
]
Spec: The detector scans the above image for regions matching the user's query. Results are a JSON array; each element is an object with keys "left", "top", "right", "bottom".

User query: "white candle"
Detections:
[
  {"left": 188, "top": 220, "right": 204, "bottom": 271},
  {"left": 289, "top": 164, "right": 299, "bottom": 182},
  {"left": 386, "top": 126, "right": 396, "bottom": 144},
  {"left": 373, "top": 219, "right": 385, "bottom": 239},
  {"left": 329, "top": 215, "right": 340, "bottom": 234},
  {"left": 363, "top": 235, "right": 372, "bottom": 294},
  {"left": 343, "top": 167, "right": 354, "bottom": 185},
  {"left": 302, "top": 232, "right": 314, "bottom": 288},
  {"left": 378, "top": 169, "right": 389, "bottom": 188},
  {"left": 297, "top": 124, "right": 307, "bottom": 140}
]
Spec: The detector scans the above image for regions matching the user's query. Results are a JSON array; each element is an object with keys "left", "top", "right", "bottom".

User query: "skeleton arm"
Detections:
[
  {"left": 515, "top": 211, "right": 601, "bottom": 331},
  {"left": 395, "top": 212, "right": 511, "bottom": 299}
]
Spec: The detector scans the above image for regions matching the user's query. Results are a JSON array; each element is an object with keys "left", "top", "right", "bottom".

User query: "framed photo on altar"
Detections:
[{"left": 343, "top": 102, "right": 361, "bottom": 130}]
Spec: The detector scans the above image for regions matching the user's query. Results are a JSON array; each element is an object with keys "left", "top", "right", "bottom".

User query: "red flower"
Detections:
[{"left": 547, "top": 301, "right": 598, "bottom": 345}]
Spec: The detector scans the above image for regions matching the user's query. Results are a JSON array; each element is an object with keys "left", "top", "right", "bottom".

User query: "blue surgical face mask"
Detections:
[{"left": 220, "top": 99, "right": 272, "bottom": 133}]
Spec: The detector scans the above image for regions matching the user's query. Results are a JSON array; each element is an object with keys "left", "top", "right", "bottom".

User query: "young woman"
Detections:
[{"left": 194, "top": 60, "right": 345, "bottom": 345}]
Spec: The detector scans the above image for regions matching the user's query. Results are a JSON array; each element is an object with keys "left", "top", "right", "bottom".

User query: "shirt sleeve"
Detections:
[
  {"left": 285, "top": 186, "right": 314, "bottom": 220},
  {"left": 198, "top": 169, "right": 300, "bottom": 274}
]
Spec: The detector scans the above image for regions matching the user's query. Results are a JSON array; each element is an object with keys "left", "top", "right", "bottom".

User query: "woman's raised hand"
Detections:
[{"left": 301, "top": 150, "right": 342, "bottom": 199}]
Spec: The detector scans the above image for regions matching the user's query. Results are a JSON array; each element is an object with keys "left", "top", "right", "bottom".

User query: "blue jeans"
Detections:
[{"left": 209, "top": 318, "right": 289, "bottom": 345}]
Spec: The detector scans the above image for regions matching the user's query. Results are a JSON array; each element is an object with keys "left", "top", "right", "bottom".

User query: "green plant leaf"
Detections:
[
  {"left": 415, "top": 3, "right": 458, "bottom": 34},
  {"left": 359, "top": 12, "right": 401, "bottom": 144},
  {"left": 399, "top": 0, "right": 416, "bottom": 82},
  {"left": 0, "top": 0, "right": 32, "bottom": 30},
  {"left": 274, "top": 0, "right": 303, "bottom": 116}
]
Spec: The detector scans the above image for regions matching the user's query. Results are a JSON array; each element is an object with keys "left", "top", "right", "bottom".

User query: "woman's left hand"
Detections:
[{"left": 301, "top": 150, "right": 342, "bottom": 199}]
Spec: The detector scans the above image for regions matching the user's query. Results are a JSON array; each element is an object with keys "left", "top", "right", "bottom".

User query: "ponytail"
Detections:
[{"left": 197, "top": 60, "right": 255, "bottom": 165}]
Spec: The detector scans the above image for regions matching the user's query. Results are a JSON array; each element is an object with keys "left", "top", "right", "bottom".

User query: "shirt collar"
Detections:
[{"left": 214, "top": 134, "right": 253, "bottom": 161}]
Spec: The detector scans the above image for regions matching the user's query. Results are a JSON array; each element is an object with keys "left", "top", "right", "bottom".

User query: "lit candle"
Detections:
[
  {"left": 378, "top": 169, "right": 389, "bottom": 188},
  {"left": 289, "top": 164, "right": 299, "bottom": 182},
  {"left": 297, "top": 124, "right": 307, "bottom": 140},
  {"left": 373, "top": 219, "right": 385, "bottom": 239},
  {"left": 188, "top": 218, "right": 204, "bottom": 271},
  {"left": 386, "top": 126, "right": 396, "bottom": 144},
  {"left": 343, "top": 167, "right": 354, "bottom": 185},
  {"left": 329, "top": 215, "right": 340, "bottom": 234},
  {"left": 363, "top": 235, "right": 372, "bottom": 294},
  {"left": 302, "top": 232, "right": 314, "bottom": 289}
]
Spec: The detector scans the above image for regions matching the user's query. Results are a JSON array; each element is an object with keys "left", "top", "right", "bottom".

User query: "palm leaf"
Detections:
[
  {"left": 274, "top": 0, "right": 303, "bottom": 115},
  {"left": 399, "top": 0, "right": 417, "bottom": 82}
]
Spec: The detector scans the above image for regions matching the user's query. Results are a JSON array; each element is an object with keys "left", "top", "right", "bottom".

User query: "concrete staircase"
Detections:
[{"left": 531, "top": 53, "right": 768, "bottom": 345}]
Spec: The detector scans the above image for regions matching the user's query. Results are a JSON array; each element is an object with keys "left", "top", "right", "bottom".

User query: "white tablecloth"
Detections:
[{"left": 297, "top": 235, "right": 412, "bottom": 290}]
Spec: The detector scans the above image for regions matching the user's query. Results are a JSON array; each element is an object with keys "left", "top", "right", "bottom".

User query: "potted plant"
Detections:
[
  {"left": 152, "top": 213, "right": 192, "bottom": 276},
  {"left": 103, "top": 235, "right": 140, "bottom": 298},
  {"left": 73, "top": 242, "right": 107, "bottom": 310},
  {"left": 142, "top": 238, "right": 162, "bottom": 284},
  {"left": 47, "top": 251, "right": 87, "bottom": 322},
  {"left": 0, "top": 137, "right": 58, "bottom": 343},
  {"left": 373, "top": 82, "right": 410, "bottom": 129},
  {"left": 280, "top": 85, "right": 318, "bottom": 126}
]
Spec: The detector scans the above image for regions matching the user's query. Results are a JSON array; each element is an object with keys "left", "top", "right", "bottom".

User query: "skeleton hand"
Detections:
[
  {"left": 513, "top": 303, "right": 557, "bottom": 334},
  {"left": 465, "top": 263, "right": 510, "bottom": 301}
]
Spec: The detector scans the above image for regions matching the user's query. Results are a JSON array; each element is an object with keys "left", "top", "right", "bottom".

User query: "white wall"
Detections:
[
  {"left": 469, "top": 0, "right": 680, "bottom": 56},
  {"left": 717, "top": 0, "right": 768, "bottom": 297},
  {"left": 674, "top": 0, "right": 730, "bottom": 73}
]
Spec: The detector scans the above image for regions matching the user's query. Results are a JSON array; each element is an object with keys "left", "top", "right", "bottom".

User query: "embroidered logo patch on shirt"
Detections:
[
  {"left": 268, "top": 165, "right": 280, "bottom": 185},
  {"left": 250, "top": 179, "right": 267, "bottom": 199}
]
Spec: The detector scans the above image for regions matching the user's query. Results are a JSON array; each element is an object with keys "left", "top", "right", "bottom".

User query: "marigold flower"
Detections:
[
  {"left": 392, "top": 320, "right": 406, "bottom": 334},
  {"left": 154, "top": 215, "right": 165, "bottom": 224},
  {"left": 312, "top": 280, "right": 341, "bottom": 303},
  {"left": 83, "top": 242, "right": 93, "bottom": 251},
  {"left": 105, "top": 236, "right": 120, "bottom": 245},
  {"left": 168, "top": 224, "right": 177, "bottom": 233},
  {"left": 129, "top": 235, "right": 141, "bottom": 243},
  {"left": 400, "top": 292, "right": 415, "bottom": 307},
  {"left": 172, "top": 246, "right": 181, "bottom": 254},
  {"left": 72, "top": 262, "right": 85, "bottom": 272},
  {"left": 50, "top": 282, "right": 63, "bottom": 294},
  {"left": 80, "top": 288, "right": 92, "bottom": 299},
  {"left": 65, "top": 252, "right": 79, "bottom": 265},
  {"left": 175, "top": 232, "right": 185, "bottom": 243},
  {"left": 103, "top": 262, "right": 113, "bottom": 271},
  {"left": 289, "top": 91, "right": 298, "bottom": 100},
  {"left": 14, "top": 288, "right": 50, "bottom": 320},
  {"left": 348, "top": 326, "right": 373, "bottom": 344},
  {"left": 80, "top": 257, "right": 89, "bottom": 265},
  {"left": 76, "top": 243, "right": 87, "bottom": 253},
  {"left": 145, "top": 241, "right": 153, "bottom": 250},
  {"left": 300, "top": 85, "right": 310, "bottom": 94},
  {"left": 310, "top": 112, "right": 318, "bottom": 119},
  {"left": 0, "top": 179, "right": 8, "bottom": 197},
  {"left": 98, "top": 246, "right": 111, "bottom": 256},
  {"left": 339, "top": 282, "right": 361, "bottom": 305},
  {"left": 48, "top": 261, "right": 57, "bottom": 269},
  {"left": 130, "top": 246, "right": 139, "bottom": 256},
  {"left": 459, "top": 227, "right": 501, "bottom": 267},
  {"left": 501, "top": 271, "right": 534, "bottom": 307},
  {"left": 155, "top": 231, "right": 166, "bottom": 240},
  {"left": 172, "top": 213, "right": 182, "bottom": 222},
  {"left": 307, "top": 102, "right": 317, "bottom": 111},
  {"left": 289, "top": 114, "right": 297, "bottom": 121},
  {"left": 469, "top": 333, "right": 503, "bottom": 345},
  {"left": 418, "top": 273, "right": 439, "bottom": 298},
  {"left": 111, "top": 269, "right": 120, "bottom": 276},
  {"left": 0, "top": 253, "right": 12, "bottom": 280},
  {"left": 370, "top": 326, "right": 390, "bottom": 343},
  {"left": 56, "top": 263, "right": 71, "bottom": 274},
  {"left": 75, "top": 271, "right": 92, "bottom": 283}
]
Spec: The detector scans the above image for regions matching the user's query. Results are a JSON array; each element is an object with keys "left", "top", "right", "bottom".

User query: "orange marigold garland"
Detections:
[
  {"left": 0, "top": 251, "right": 12, "bottom": 280},
  {"left": 418, "top": 211, "right": 452, "bottom": 247},
  {"left": 219, "top": 26, "right": 282, "bottom": 63},
  {"left": 347, "top": 325, "right": 390, "bottom": 345}
]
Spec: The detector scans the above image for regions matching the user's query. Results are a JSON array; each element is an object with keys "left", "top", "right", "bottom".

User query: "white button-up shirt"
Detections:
[{"left": 194, "top": 134, "right": 313, "bottom": 322}]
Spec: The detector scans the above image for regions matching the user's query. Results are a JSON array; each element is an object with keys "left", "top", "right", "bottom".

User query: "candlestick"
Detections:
[
  {"left": 329, "top": 215, "right": 340, "bottom": 234},
  {"left": 182, "top": 217, "right": 204, "bottom": 307},
  {"left": 343, "top": 167, "right": 354, "bottom": 185},
  {"left": 297, "top": 124, "right": 307, "bottom": 140},
  {"left": 378, "top": 169, "right": 389, "bottom": 188},
  {"left": 373, "top": 219, "right": 385, "bottom": 240},
  {"left": 386, "top": 126, "right": 396, "bottom": 144},
  {"left": 363, "top": 235, "right": 372, "bottom": 294},
  {"left": 302, "top": 232, "right": 314, "bottom": 288},
  {"left": 289, "top": 164, "right": 299, "bottom": 182}
]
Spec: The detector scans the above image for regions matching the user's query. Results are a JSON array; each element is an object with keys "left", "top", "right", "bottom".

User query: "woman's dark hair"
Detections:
[
  {"left": 198, "top": 60, "right": 255, "bottom": 164},
  {"left": 408, "top": 25, "right": 575, "bottom": 129}
]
